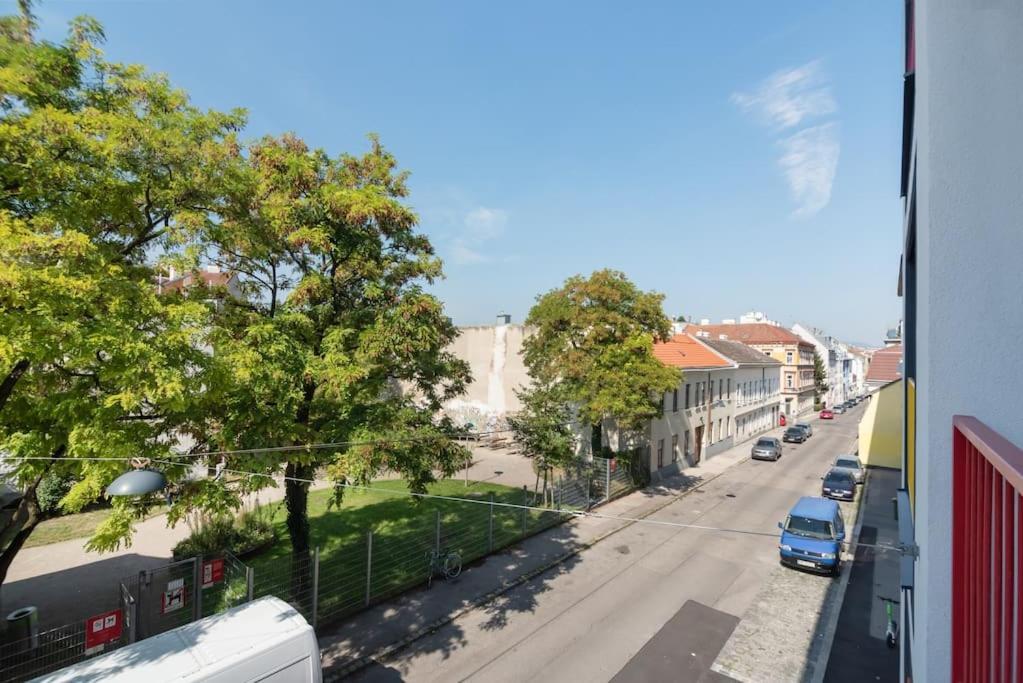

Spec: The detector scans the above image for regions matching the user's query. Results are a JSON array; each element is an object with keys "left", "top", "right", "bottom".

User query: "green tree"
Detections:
[
  {"left": 522, "top": 270, "right": 680, "bottom": 455},
  {"left": 194, "top": 133, "right": 472, "bottom": 569},
  {"left": 507, "top": 382, "right": 577, "bottom": 499},
  {"left": 0, "top": 6, "right": 244, "bottom": 583},
  {"left": 813, "top": 351, "right": 830, "bottom": 405}
]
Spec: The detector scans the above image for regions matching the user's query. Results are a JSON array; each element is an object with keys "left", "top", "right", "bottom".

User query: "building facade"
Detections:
[
  {"left": 898, "top": 2, "right": 1023, "bottom": 681},
  {"left": 645, "top": 333, "right": 782, "bottom": 477},
  {"left": 688, "top": 323, "right": 815, "bottom": 418}
]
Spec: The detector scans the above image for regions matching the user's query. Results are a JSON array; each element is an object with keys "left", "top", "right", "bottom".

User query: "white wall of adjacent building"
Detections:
[{"left": 910, "top": 2, "right": 1023, "bottom": 681}]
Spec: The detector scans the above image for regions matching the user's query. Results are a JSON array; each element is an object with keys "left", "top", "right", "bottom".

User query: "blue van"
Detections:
[{"left": 778, "top": 496, "right": 845, "bottom": 575}]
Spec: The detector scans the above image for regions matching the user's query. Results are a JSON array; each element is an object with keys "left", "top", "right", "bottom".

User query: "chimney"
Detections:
[
  {"left": 719, "top": 334, "right": 728, "bottom": 340},
  {"left": 699, "top": 318, "right": 710, "bottom": 325},
  {"left": 497, "top": 313, "right": 511, "bottom": 325}
]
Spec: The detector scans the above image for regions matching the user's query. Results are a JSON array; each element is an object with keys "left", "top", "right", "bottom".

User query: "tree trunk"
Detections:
[
  {"left": 284, "top": 461, "right": 313, "bottom": 606},
  {"left": 0, "top": 359, "right": 29, "bottom": 415}
]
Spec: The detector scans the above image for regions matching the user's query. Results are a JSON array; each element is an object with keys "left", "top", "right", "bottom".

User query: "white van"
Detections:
[{"left": 34, "top": 597, "right": 321, "bottom": 682}]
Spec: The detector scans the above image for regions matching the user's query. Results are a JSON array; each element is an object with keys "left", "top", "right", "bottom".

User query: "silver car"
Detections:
[
  {"left": 795, "top": 422, "right": 812, "bottom": 438},
  {"left": 832, "top": 455, "right": 865, "bottom": 484},
  {"left": 751, "top": 437, "right": 783, "bottom": 461}
]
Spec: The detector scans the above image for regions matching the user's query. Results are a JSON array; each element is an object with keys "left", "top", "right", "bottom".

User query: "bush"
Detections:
[
  {"left": 172, "top": 506, "right": 277, "bottom": 560},
  {"left": 36, "top": 472, "right": 75, "bottom": 515}
]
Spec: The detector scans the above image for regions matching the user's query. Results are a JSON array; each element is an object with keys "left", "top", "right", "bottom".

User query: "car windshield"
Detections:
[
  {"left": 824, "top": 473, "right": 852, "bottom": 487},
  {"left": 785, "top": 515, "right": 834, "bottom": 539},
  {"left": 835, "top": 459, "right": 859, "bottom": 469},
  {"left": 756, "top": 439, "right": 775, "bottom": 447},
  {"left": 796, "top": 424, "right": 809, "bottom": 429},
  {"left": 785, "top": 428, "right": 800, "bottom": 434}
]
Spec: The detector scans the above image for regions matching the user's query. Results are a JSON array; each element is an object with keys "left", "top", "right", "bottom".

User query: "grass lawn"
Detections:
[
  {"left": 247, "top": 478, "right": 566, "bottom": 623},
  {"left": 25, "top": 505, "right": 166, "bottom": 549}
]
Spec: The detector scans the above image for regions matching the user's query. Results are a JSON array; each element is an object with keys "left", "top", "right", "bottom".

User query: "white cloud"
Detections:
[
  {"left": 778, "top": 124, "right": 840, "bottom": 217},
  {"left": 450, "top": 241, "right": 488, "bottom": 265},
  {"left": 733, "top": 60, "right": 840, "bottom": 216},
  {"left": 732, "top": 60, "right": 836, "bottom": 130},
  {"left": 446, "top": 206, "right": 508, "bottom": 265},
  {"left": 463, "top": 207, "right": 508, "bottom": 241}
]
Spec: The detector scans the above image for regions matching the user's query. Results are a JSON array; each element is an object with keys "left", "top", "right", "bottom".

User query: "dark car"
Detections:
[
  {"left": 783, "top": 426, "right": 808, "bottom": 443},
  {"left": 821, "top": 468, "right": 856, "bottom": 501},
  {"left": 751, "top": 437, "right": 783, "bottom": 461},
  {"left": 795, "top": 422, "right": 813, "bottom": 438}
]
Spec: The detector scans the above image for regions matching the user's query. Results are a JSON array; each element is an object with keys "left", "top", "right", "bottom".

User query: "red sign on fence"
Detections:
[
  {"left": 202, "top": 558, "right": 224, "bottom": 588},
  {"left": 84, "top": 609, "right": 122, "bottom": 654}
]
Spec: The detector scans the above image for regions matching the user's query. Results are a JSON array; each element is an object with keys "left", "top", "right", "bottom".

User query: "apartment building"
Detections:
[
  {"left": 897, "top": 2, "right": 1023, "bottom": 681},
  {"left": 687, "top": 323, "right": 815, "bottom": 418},
  {"left": 646, "top": 333, "right": 782, "bottom": 477}
]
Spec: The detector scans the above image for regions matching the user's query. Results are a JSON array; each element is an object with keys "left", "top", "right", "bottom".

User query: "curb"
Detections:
[
  {"left": 806, "top": 440, "right": 868, "bottom": 683},
  {"left": 323, "top": 454, "right": 750, "bottom": 681}
]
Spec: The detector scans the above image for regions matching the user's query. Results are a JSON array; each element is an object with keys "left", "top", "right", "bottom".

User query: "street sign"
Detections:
[
  {"left": 84, "top": 609, "right": 122, "bottom": 654},
  {"left": 162, "top": 577, "right": 185, "bottom": 614},
  {"left": 201, "top": 558, "right": 224, "bottom": 589}
]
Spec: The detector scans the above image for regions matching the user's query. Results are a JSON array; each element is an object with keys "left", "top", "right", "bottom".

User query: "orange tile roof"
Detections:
[
  {"left": 866, "top": 344, "right": 903, "bottom": 382},
  {"left": 652, "top": 333, "right": 733, "bottom": 369},
  {"left": 158, "top": 270, "right": 233, "bottom": 294},
  {"left": 686, "top": 323, "right": 809, "bottom": 346}
]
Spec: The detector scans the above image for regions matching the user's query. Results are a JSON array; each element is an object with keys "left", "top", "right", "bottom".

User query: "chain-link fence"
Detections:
[{"left": 3, "top": 463, "right": 636, "bottom": 679}]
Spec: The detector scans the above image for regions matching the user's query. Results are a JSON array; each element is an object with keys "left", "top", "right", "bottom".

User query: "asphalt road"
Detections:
[{"left": 352, "top": 405, "right": 866, "bottom": 683}]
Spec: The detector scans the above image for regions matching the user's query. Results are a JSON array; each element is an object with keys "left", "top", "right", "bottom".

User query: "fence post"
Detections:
[
  {"left": 435, "top": 510, "right": 442, "bottom": 554},
  {"left": 245, "top": 566, "right": 254, "bottom": 602},
  {"left": 365, "top": 530, "right": 373, "bottom": 607},
  {"left": 605, "top": 459, "right": 611, "bottom": 502},
  {"left": 557, "top": 477, "right": 563, "bottom": 511},
  {"left": 311, "top": 547, "right": 320, "bottom": 628},
  {"left": 193, "top": 555, "right": 203, "bottom": 622},
  {"left": 488, "top": 493, "right": 495, "bottom": 552},
  {"left": 520, "top": 486, "right": 528, "bottom": 537}
]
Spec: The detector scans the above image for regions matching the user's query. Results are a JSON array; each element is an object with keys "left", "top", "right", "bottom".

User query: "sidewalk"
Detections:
[
  {"left": 823, "top": 467, "right": 900, "bottom": 682},
  {"left": 319, "top": 419, "right": 795, "bottom": 678}
]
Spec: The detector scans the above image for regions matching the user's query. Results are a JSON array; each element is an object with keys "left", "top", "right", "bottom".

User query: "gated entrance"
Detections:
[{"left": 120, "top": 553, "right": 251, "bottom": 642}]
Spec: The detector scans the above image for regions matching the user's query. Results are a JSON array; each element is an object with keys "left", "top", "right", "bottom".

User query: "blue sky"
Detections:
[{"left": 21, "top": 1, "right": 903, "bottom": 345}]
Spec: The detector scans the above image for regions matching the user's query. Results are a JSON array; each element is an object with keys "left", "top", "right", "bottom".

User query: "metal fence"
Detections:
[{"left": 2, "top": 464, "right": 635, "bottom": 679}]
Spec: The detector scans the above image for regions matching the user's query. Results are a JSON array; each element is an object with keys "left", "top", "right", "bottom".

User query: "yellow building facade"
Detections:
[{"left": 857, "top": 379, "right": 903, "bottom": 469}]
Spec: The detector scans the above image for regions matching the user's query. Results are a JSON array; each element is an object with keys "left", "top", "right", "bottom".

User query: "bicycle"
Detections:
[
  {"left": 879, "top": 595, "right": 899, "bottom": 649},
  {"left": 425, "top": 547, "right": 462, "bottom": 588}
]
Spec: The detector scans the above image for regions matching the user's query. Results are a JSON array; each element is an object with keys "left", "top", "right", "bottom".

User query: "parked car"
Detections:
[
  {"left": 795, "top": 422, "right": 813, "bottom": 438},
  {"left": 832, "top": 455, "right": 865, "bottom": 484},
  {"left": 783, "top": 426, "right": 808, "bottom": 443},
  {"left": 819, "top": 408, "right": 834, "bottom": 419},
  {"left": 833, "top": 404, "right": 846, "bottom": 414},
  {"left": 751, "top": 437, "right": 783, "bottom": 461},
  {"left": 821, "top": 468, "right": 856, "bottom": 501},
  {"left": 778, "top": 496, "right": 846, "bottom": 575}
]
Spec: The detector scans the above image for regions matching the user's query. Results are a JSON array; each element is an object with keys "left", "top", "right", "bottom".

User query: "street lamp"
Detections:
[{"left": 105, "top": 458, "right": 168, "bottom": 497}]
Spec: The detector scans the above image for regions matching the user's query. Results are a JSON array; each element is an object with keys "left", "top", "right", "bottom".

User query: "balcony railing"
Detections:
[{"left": 952, "top": 415, "right": 1023, "bottom": 682}]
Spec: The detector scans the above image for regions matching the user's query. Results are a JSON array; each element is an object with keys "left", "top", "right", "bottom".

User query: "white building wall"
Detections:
[
  {"left": 911, "top": 2, "right": 1023, "bottom": 680},
  {"left": 646, "top": 365, "right": 782, "bottom": 476}
]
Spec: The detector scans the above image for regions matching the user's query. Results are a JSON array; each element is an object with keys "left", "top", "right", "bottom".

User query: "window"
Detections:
[
  {"left": 718, "top": 379, "right": 723, "bottom": 400},
  {"left": 672, "top": 388, "right": 679, "bottom": 412},
  {"left": 786, "top": 350, "right": 794, "bottom": 364},
  {"left": 684, "top": 430, "right": 690, "bottom": 455},
  {"left": 727, "top": 378, "right": 731, "bottom": 399},
  {"left": 657, "top": 439, "right": 665, "bottom": 468},
  {"left": 786, "top": 373, "right": 794, "bottom": 389},
  {"left": 709, "top": 380, "right": 714, "bottom": 403},
  {"left": 671, "top": 434, "right": 678, "bottom": 463},
  {"left": 718, "top": 419, "right": 722, "bottom": 442},
  {"left": 726, "top": 415, "right": 731, "bottom": 437},
  {"left": 685, "top": 384, "right": 691, "bottom": 409}
]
